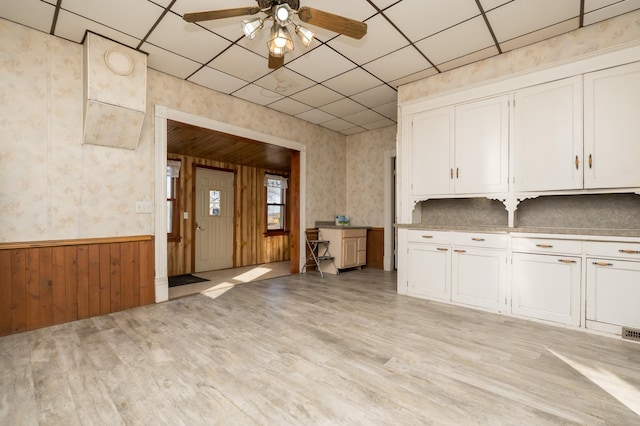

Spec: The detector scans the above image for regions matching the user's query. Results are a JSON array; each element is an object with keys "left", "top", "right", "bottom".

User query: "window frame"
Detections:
[
  {"left": 167, "top": 160, "right": 181, "bottom": 243},
  {"left": 265, "top": 173, "right": 289, "bottom": 237}
]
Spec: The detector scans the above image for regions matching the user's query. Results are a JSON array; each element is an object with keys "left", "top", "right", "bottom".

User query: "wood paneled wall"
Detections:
[
  {"left": 167, "top": 154, "right": 290, "bottom": 277},
  {"left": 366, "top": 228, "right": 385, "bottom": 270},
  {"left": 0, "top": 236, "right": 155, "bottom": 337}
]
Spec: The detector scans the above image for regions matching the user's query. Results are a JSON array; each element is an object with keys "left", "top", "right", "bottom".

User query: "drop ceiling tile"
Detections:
[
  {"left": 267, "top": 98, "right": 313, "bottom": 116},
  {"left": 373, "top": 102, "right": 398, "bottom": 121},
  {"left": 60, "top": 0, "right": 164, "bottom": 40},
  {"left": 286, "top": 45, "right": 356, "bottom": 83},
  {"left": 208, "top": 45, "right": 272, "bottom": 82},
  {"left": 233, "top": 83, "right": 284, "bottom": 106},
  {"left": 487, "top": 0, "right": 581, "bottom": 43},
  {"left": 369, "top": 0, "right": 400, "bottom": 10},
  {"left": 585, "top": 0, "right": 626, "bottom": 11},
  {"left": 253, "top": 68, "right": 316, "bottom": 97},
  {"left": 437, "top": 46, "right": 499, "bottom": 72},
  {"left": 342, "top": 109, "right": 386, "bottom": 127},
  {"left": 320, "top": 98, "right": 368, "bottom": 117},
  {"left": 188, "top": 66, "right": 247, "bottom": 94},
  {"left": 363, "top": 46, "right": 432, "bottom": 83},
  {"left": 363, "top": 118, "right": 395, "bottom": 130},
  {"left": 321, "top": 118, "right": 357, "bottom": 132},
  {"left": 295, "top": 109, "right": 336, "bottom": 124},
  {"left": 478, "top": 0, "right": 513, "bottom": 12},
  {"left": 499, "top": 18, "right": 580, "bottom": 53},
  {"left": 0, "top": 0, "right": 55, "bottom": 33},
  {"left": 55, "top": 11, "right": 141, "bottom": 46},
  {"left": 290, "top": 85, "right": 343, "bottom": 108},
  {"left": 415, "top": 16, "right": 495, "bottom": 66},
  {"left": 150, "top": 0, "right": 175, "bottom": 6},
  {"left": 141, "top": 42, "right": 202, "bottom": 79},
  {"left": 146, "top": 11, "right": 230, "bottom": 64},
  {"left": 351, "top": 85, "right": 397, "bottom": 108},
  {"left": 384, "top": 0, "right": 480, "bottom": 42},
  {"left": 328, "top": 14, "right": 409, "bottom": 65},
  {"left": 584, "top": 0, "right": 640, "bottom": 25},
  {"left": 301, "top": 0, "right": 377, "bottom": 41},
  {"left": 323, "top": 68, "right": 382, "bottom": 97},
  {"left": 171, "top": 0, "right": 251, "bottom": 40}
]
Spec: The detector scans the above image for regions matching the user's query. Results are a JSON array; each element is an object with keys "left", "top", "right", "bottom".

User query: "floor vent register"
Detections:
[{"left": 622, "top": 327, "right": 640, "bottom": 342}]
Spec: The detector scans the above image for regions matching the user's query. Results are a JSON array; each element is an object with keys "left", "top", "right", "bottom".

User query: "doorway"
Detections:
[{"left": 194, "top": 167, "right": 234, "bottom": 272}]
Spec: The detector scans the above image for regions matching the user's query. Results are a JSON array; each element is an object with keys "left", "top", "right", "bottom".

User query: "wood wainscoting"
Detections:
[{"left": 0, "top": 236, "right": 155, "bottom": 337}]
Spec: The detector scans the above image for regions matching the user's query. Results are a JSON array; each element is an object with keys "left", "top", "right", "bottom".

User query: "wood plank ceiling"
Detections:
[{"left": 166, "top": 120, "right": 292, "bottom": 172}]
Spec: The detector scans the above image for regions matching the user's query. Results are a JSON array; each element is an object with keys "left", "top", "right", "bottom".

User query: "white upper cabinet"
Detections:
[
  {"left": 410, "top": 107, "right": 454, "bottom": 196},
  {"left": 513, "top": 77, "right": 583, "bottom": 192},
  {"left": 409, "top": 95, "right": 509, "bottom": 197},
  {"left": 454, "top": 95, "right": 510, "bottom": 194},
  {"left": 584, "top": 61, "right": 640, "bottom": 189}
]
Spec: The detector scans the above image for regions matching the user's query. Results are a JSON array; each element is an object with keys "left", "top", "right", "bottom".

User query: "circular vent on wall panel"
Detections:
[{"left": 104, "top": 48, "right": 135, "bottom": 76}]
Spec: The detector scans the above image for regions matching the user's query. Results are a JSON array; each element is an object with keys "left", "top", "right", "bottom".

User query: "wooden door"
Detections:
[{"left": 195, "top": 167, "right": 234, "bottom": 272}]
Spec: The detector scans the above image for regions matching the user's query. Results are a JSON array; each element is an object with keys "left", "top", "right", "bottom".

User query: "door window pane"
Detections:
[{"left": 209, "top": 190, "right": 221, "bottom": 216}]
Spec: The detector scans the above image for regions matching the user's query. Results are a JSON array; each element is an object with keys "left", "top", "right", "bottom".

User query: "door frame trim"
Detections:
[{"left": 154, "top": 106, "right": 307, "bottom": 303}]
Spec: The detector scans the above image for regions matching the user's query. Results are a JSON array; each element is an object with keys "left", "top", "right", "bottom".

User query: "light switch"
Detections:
[
  {"left": 135, "top": 201, "right": 152, "bottom": 213},
  {"left": 183, "top": 212, "right": 188, "bottom": 219}
]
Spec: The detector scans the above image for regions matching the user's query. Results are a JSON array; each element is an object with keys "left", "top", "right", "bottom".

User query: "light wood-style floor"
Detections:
[{"left": 1, "top": 269, "right": 639, "bottom": 425}]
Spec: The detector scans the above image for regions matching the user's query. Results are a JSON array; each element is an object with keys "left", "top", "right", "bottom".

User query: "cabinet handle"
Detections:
[
  {"left": 619, "top": 249, "right": 640, "bottom": 254},
  {"left": 589, "top": 154, "right": 593, "bottom": 169},
  {"left": 450, "top": 168, "right": 453, "bottom": 179},
  {"left": 536, "top": 244, "right": 553, "bottom": 248},
  {"left": 456, "top": 168, "right": 459, "bottom": 179},
  {"left": 454, "top": 249, "right": 466, "bottom": 253},
  {"left": 471, "top": 238, "right": 485, "bottom": 242},
  {"left": 558, "top": 259, "right": 577, "bottom": 264},
  {"left": 592, "top": 261, "right": 613, "bottom": 267},
  {"left": 437, "top": 248, "right": 448, "bottom": 252},
  {"left": 421, "top": 235, "right": 433, "bottom": 239},
  {"left": 575, "top": 155, "right": 579, "bottom": 170}
]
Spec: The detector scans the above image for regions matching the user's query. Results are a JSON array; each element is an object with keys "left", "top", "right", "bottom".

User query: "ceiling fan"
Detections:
[{"left": 183, "top": 0, "right": 367, "bottom": 69}]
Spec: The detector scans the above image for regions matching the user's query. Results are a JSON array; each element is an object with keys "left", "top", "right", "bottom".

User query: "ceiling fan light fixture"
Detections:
[
  {"left": 294, "top": 25, "right": 315, "bottom": 47},
  {"left": 267, "top": 23, "right": 293, "bottom": 56},
  {"left": 241, "top": 17, "right": 264, "bottom": 40},
  {"left": 274, "top": 4, "right": 292, "bottom": 25}
]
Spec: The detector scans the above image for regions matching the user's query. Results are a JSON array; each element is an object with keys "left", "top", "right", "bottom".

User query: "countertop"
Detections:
[
  {"left": 317, "top": 225, "right": 371, "bottom": 230},
  {"left": 396, "top": 223, "right": 640, "bottom": 239}
]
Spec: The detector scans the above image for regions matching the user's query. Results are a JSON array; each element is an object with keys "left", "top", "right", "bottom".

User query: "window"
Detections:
[
  {"left": 265, "top": 174, "right": 288, "bottom": 234},
  {"left": 209, "top": 190, "right": 221, "bottom": 216},
  {"left": 167, "top": 159, "right": 181, "bottom": 242}
]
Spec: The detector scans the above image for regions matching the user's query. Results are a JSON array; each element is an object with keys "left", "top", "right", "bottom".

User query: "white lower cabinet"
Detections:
[
  {"left": 511, "top": 253, "right": 581, "bottom": 326},
  {"left": 407, "top": 243, "right": 450, "bottom": 301},
  {"left": 452, "top": 247, "right": 507, "bottom": 312}
]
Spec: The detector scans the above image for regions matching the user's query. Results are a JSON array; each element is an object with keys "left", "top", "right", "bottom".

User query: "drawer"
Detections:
[
  {"left": 407, "top": 229, "right": 451, "bottom": 244},
  {"left": 585, "top": 241, "right": 640, "bottom": 260},
  {"left": 343, "top": 228, "right": 366, "bottom": 238},
  {"left": 512, "top": 238, "right": 582, "bottom": 255},
  {"left": 453, "top": 232, "right": 508, "bottom": 249}
]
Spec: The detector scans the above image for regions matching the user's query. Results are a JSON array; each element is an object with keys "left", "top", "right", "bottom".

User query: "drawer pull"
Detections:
[
  {"left": 421, "top": 235, "right": 434, "bottom": 239},
  {"left": 536, "top": 244, "right": 554, "bottom": 248},
  {"left": 589, "top": 154, "right": 593, "bottom": 169},
  {"left": 471, "top": 238, "right": 485, "bottom": 242},
  {"left": 454, "top": 249, "right": 466, "bottom": 253},
  {"left": 450, "top": 168, "right": 453, "bottom": 179},
  {"left": 619, "top": 249, "right": 640, "bottom": 254},
  {"left": 592, "top": 261, "right": 613, "bottom": 267},
  {"left": 558, "top": 259, "right": 577, "bottom": 264},
  {"left": 437, "top": 248, "right": 448, "bottom": 252},
  {"left": 575, "top": 155, "right": 579, "bottom": 170}
]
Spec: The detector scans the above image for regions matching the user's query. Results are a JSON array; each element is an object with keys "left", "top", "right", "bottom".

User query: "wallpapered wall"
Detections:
[
  {"left": 0, "top": 18, "right": 374, "bottom": 243},
  {"left": 399, "top": 10, "right": 640, "bottom": 103}
]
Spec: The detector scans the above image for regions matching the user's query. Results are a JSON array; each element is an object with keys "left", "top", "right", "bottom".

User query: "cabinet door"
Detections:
[
  {"left": 410, "top": 107, "right": 454, "bottom": 196},
  {"left": 407, "top": 243, "right": 451, "bottom": 301},
  {"left": 513, "top": 77, "right": 583, "bottom": 191},
  {"left": 356, "top": 237, "right": 367, "bottom": 266},
  {"left": 584, "top": 61, "right": 640, "bottom": 189},
  {"left": 586, "top": 258, "right": 640, "bottom": 332},
  {"left": 451, "top": 247, "right": 506, "bottom": 311},
  {"left": 454, "top": 95, "right": 509, "bottom": 194},
  {"left": 342, "top": 238, "right": 358, "bottom": 268},
  {"left": 512, "top": 253, "right": 581, "bottom": 326}
]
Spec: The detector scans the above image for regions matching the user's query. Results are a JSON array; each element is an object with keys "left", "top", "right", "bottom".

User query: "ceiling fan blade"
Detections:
[
  {"left": 268, "top": 54, "right": 285, "bottom": 70},
  {"left": 297, "top": 7, "right": 367, "bottom": 39},
  {"left": 183, "top": 7, "right": 260, "bottom": 23}
]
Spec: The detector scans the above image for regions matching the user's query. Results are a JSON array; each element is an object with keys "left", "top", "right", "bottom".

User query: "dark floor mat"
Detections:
[{"left": 168, "top": 274, "right": 209, "bottom": 288}]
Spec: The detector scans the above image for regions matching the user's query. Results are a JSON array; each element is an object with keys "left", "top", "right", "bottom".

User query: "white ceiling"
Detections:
[{"left": 2, "top": 0, "right": 639, "bottom": 135}]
